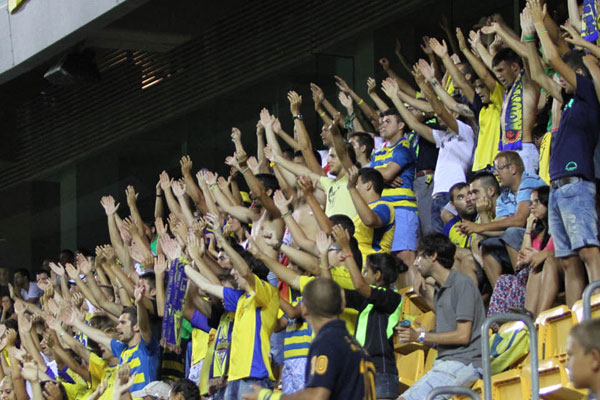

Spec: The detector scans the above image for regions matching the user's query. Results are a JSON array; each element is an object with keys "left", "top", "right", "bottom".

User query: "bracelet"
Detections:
[
  {"left": 539, "top": 29, "right": 548, "bottom": 35},
  {"left": 156, "top": 193, "right": 161, "bottom": 197},
  {"left": 524, "top": 35, "right": 535, "bottom": 41},
  {"left": 209, "top": 184, "right": 218, "bottom": 191},
  {"left": 281, "top": 210, "right": 293, "bottom": 218},
  {"left": 525, "top": 38, "right": 536, "bottom": 43},
  {"left": 358, "top": 99, "right": 364, "bottom": 105},
  {"left": 59, "top": 331, "right": 65, "bottom": 338},
  {"left": 240, "top": 167, "right": 250, "bottom": 174},
  {"left": 319, "top": 111, "right": 326, "bottom": 117}
]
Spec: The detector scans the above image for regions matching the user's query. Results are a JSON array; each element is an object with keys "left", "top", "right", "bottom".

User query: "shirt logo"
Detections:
[{"left": 565, "top": 161, "right": 578, "bottom": 171}]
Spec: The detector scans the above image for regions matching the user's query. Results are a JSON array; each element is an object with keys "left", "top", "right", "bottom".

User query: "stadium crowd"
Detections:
[{"left": 2, "top": 0, "right": 600, "bottom": 399}]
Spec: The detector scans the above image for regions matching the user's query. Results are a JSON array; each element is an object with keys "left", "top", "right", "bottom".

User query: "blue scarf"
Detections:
[
  {"left": 582, "top": 0, "right": 599, "bottom": 43},
  {"left": 500, "top": 71, "right": 524, "bottom": 151},
  {"left": 161, "top": 258, "right": 189, "bottom": 353}
]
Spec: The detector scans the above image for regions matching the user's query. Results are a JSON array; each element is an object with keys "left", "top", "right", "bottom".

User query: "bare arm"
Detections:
[{"left": 457, "top": 28, "right": 497, "bottom": 92}]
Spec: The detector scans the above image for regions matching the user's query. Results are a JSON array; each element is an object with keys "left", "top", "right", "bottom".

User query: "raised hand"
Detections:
[
  {"left": 315, "top": 231, "right": 332, "bottom": 256},
  {"left": 49, "top": 262, "right": 65, "bottom": 277},
  {"left": 160, "top": 235, "right": 182, "bottom": 261},
  {"left": 121, "top": 217, "right": 138, "bottom": 236},
  {"left": 456, "top": 27, "right": 468, "bottom": 52},
  {"left": 287, "top": 91, "right": 302, "bottom": 115},
  {"left": 561, "top": 23, "right": 587, "bottom": 47},
  {"left": 101, "top": 245, "right": 117, "bottom": 262},
  {"left": 204, "top": 213, "right": 222, "bottom": 237},
  {"left": 155, "top": 217, "right": 168, "bottom": 237},
  {"left": 65, "top": 263, "right": 79, "bottom": 280},
  {"left": 154, "top": 254, "right": 169, "bottom": 275},
  {"left": 481, "top": 22, "right": 499, "bottom": 35},
  {"left": 21, "top": 361, "right": 40, "bottom": 382},
  {"left": 256, "top": 120, "right": 265, "bottom": 135},
  {"left": 378, "top": 57, "right": 390, "bottom": 71},
  {"left": 43, "top": 381, "right": 64, "bottom": 400},
  {"left": 332, "top": 224, "right": 351, "bottom": 250},
  {"left": 338, "top": 92, "right": 353, "bottom": 110},
  {"left": 203, "top": 170, "right": 218, "bottom": 186},
  {"left": 18, "top": 313, "right": 32, "bottom": 332},
  {"left": 247, "top": 157, "right": 261, "bottom": 175},
  {"left": 187, "top": 233, "right": 206, "bottom": 261},
  {"left": 171, "top": 179, "right": 187, "bottom": 198},
  {"left": 159, "top": 171, "right": 172, "bottom": 191},
  {"left": 134, "top": 281, "right": 145, "bottom": 305},
  {"left": 273, "top": 190, "right": 293, "bottom": 213},
  {"left": 191, "top": 218, "right": 207, "bottom": 235},
  {"left": 310, "top": 83, "right": 325, "bottom": 105},
  {"left": 259, "top": 108, "right": 275, "bottom": 129},
  {"left": 230, "top": 127, "right": 242, "bottom": 143},
  {"left": 346, "top": 166, "right": 360, "bottom": 189},
  {"left": 429, "top": 38, "right": 448, "bottom": 58},
  {"left": 527, "top": 0, "right": 547, "bottom": 25},
  {"left": 180, "top": 155, "right": 193, "bottom": 176},
  {"left": 235, "top": 150, "right": 248, "bottom": 166},
  {"left": 520, "top": 7, "right": 535, "bottom": 36},
  {"left": 395, "top": 38, "right": 403, "bottom": 57},
  {"left": 334, "top": 75, "right": 351, "bottom": 93},
  {"left": 13, "top": 299, "right": 25, "bottom": 315},
  {"left": 296, "top": 175, "right": 314, "bottom": 194},
  {"left": 125, "top": 185, "right": 138, "bottom": 207},
  {"left": 417, "top": 59, "right": 436, "bottom": 81},
  {"left": 272, "top": 117, "right": 282, "bottom": 134},
  {"left": 225, "top": 155, "right": 240, "bottom": 170},
  {"left": 76, "top": 254, "right": 93, "bottom": 275},
  {"left": 263, "top": 145, "right": 275, "bottom": 162},
  {"left": 468, "top": 30, "right": 481, "bottom": 49},
  {"left": 421, "top": 36, "right": 433, "bottom": 55},
  {"left": 100, "top": 195, "right": 119, "bottom": 216},
  {"left": 367, "top": 77, "right": 377, "bottom": 95},
  {"left": 381, "top": 77, "right": 400, "bottom": 99}
]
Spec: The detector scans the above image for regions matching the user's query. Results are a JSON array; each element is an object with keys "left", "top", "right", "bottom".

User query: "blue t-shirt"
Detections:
[
  {"left": 370, "top": 138, "right": 416, "bottom": 190},
  {"left": 496, "top": 173, "right": 546, "bottom": 218},
  {"left": 550, "top": 74, "right": 600, "bottom": 182},
  {"left": 111, "top": 337, "right": 161, "bottom": 393}
]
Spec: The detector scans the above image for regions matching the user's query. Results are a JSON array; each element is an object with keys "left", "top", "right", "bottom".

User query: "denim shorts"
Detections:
[
  {"left": 479, "top": 227, "right": 525, "bottom": 273},
  {"left": 375, "top": 372, "right": 399, "bottom": 398},
  {"left": 224, "top": 377, "right": 274, "bottom": 400},
  {"left": 401, "top": 359, "right": 482, "bottom": 400},
  {"left": 549, "top": 180, "right": 600, "bottom": 258},
  {"left": 392, "top": 208, "right": 419, "bottom": 252}
]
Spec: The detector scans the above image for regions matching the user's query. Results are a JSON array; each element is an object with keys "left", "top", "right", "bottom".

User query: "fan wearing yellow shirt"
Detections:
[
  {"left": 186, "top": 217, "right": 280, "bottom": 400},
  {"left": 346, "top": 166, "right": 395, "bottom": 263},
  {"left": 49, "top": 317, "right": 119, "bottom": 400}
]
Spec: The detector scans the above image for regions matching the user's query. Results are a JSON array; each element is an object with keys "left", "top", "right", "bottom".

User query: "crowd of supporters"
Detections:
[{"left": 2, "top": 0, "right": 600, "bottom": 399}]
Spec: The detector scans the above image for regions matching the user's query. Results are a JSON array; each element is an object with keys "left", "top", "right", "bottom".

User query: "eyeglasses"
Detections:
[{"left": 494, "top": 163, "right": 511, "bottom": 171}]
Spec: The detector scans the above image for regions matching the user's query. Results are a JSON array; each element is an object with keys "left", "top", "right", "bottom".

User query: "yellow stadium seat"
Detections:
[
  {"left": 414, "top": 311, "right": 436, "bottom": 332},
  {"left": 453, "top": 379, "right": 483, "bottom": 400},
  {"left": 536, "top": 305, "right": 572, "bottom": 360},
  {"left": 536, "top": 359, "right": 588, "bottom": 400},
  {"left": 571, "top": 293, "right": 600, "bottom": 323},
  {"left": 396, "top": 349, "right": 425, "bottom": 393},
  {"left": 424, "top": 348, "right": 437, "bottom": 373},
  {"left": 491, "top": 367, "right": 525, "bottom": 399}
]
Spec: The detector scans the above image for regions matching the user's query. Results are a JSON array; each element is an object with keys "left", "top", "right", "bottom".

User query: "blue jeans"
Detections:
[
  {"left": 431, "top": 192, "right": 451, "bottom": 234},
  {"left": 402, "top": 360, "right": 482, "bottom": 400},
  {"left": 224, "top": 378, "right": 274, "bottom": 400},
  {"left": 549, "top": 179, "right": 600, "bottom": 257}
]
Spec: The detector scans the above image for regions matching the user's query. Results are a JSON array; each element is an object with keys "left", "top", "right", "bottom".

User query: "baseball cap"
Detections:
[{"left": 131, "top": 381, "right": 172, "bottom": 399}]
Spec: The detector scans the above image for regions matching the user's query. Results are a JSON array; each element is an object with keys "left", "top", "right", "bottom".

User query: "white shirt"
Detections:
[{"left": 432, "top": 120, "right": 474, "bottom": 195}]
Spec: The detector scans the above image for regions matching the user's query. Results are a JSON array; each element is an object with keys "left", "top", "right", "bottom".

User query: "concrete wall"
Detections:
[{"left": 0, "top": 0, "right": 143, "bottom": 83}]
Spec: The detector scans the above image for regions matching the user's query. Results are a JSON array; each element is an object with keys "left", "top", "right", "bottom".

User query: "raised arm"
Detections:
[
  {"left": 248, "top": 239, "right": 302, "bottom": 290},
  {"left": 414, "top": 64, "right": 460, "bottom": 133},
  {"left": 335, "top": 75, "right": 379, "bottom": 123},
  {"left": 184, "top": 264, "right": 224, "bottom": 299},
  {"left": 530, "top": 0, "right": 578, "bottom": 89},
  {"left": 180, "top": 155, "right": 207, "bottom": 213},
  {"left": 367, "top": 77, "right": 390, "bottom": 112},
  {"left": 265, "top": 145, "right": 323, "bottom": 188},
  {"left": 311, "top": 83, "right": 334, "bottom": 126},
  {"left": 381, "top": 78, "right": 435, "bottom": 143},
  {"left": 583, "top": 54, "right": 600, "bottom": 102},
  {"left": 521, "top": 7, "right": 563, "bottom": 100},
  {"left": 171, "top": 180, "right": 196, "bottom": 227},
  {"left": 482, "top": 22, "right": 528, "bottom": 59},
  {"left": 134, "top": 282, "right": 153, "bottom": 344},
  {"left": 457, "top": 28, "right": 497, "bottom": 92},
  {"left": 431, "top": 38, "right": 476, "bottom": 103},
  {"left": 346, "top": 167, "right": 384, "bottom": 228},
  {"left": 332, "top": 225, "right": 370, "bottom": 297},
  {"left": 379, "top": 57, "right": 417, "bottom": 97}
]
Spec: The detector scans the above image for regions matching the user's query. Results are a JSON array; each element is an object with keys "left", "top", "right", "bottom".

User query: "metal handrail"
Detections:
[
  {"left": 583, "top": 280, "right": 600, "bottom": 320},
  {"left": 481, "top": 313, "right": 539, "bottom": 400},
  {"left": 426, "top": 386, "right": 481, "bottom": 400}
]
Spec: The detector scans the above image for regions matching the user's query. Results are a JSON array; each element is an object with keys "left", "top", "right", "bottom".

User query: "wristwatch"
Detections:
[
  {"left": 293, "top": 114, "right": 303, "bottom": 120},
  {"left": 417, "top": 331, "right": 426, "bottom": 344}
]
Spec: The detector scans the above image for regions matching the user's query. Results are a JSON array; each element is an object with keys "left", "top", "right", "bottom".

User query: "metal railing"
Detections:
[
  {"left": 481, "top": 313, "right": 539, "bottom": 400},
  {"left": 583, "top": 280, "right": 600, "bottom": 320},
  {"left": 426, "top": 386, "right": 481, "bottom": 400}
]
